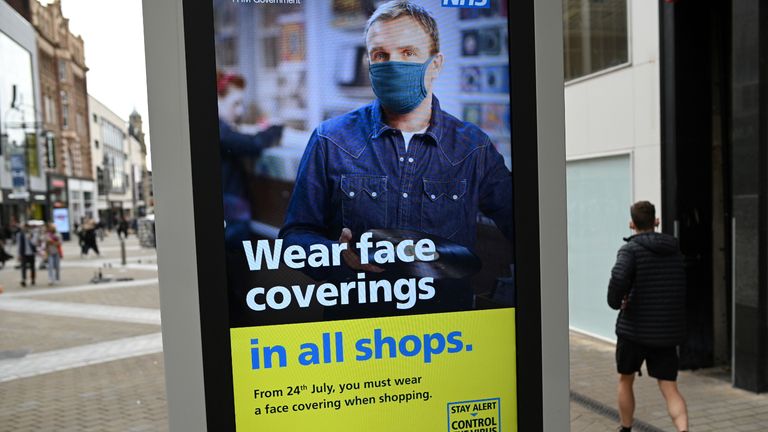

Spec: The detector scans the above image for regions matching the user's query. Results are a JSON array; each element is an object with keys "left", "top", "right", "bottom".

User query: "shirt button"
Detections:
[
  {"left": 408, "top": 157, "right": 414, "bottom": 163},
  {"left": 430, "top": 194, "right": 436, "bottom": 200},
  {"left": 402, "top": 192, "right": 408, "bottom": 198},
  {"left": 452, "top": 194, "right": 459, "bottom": 200},
  {"left": 349, "top": 192, "right": 355, "bottom": 197},
  {"left": 371, "top": 192, "right": 377, "bottom": 198},
  {"left": 399, "top": 157, "right": 405, "bottom": 162}
]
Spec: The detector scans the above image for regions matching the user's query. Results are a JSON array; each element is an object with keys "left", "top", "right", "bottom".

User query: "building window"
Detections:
[
  {"left": 563, "top": 0, "right": 629, "bottom": 82},
  {"left": 47, "top": 93, "right": 57, "bottom": 126},
  {"left": 76, "top": 113, "right": 85, "bottom": 134},
  {"left": 60, "top": 91, "right": 69, "bottom": 129},
  {"left": 93, "top": 113, "right": 98, "bottom": 123},
  {"left": 58, "top": 59, "right": 68, "bottom": 82},
  {"left": 95, "top": 139, "right": 99, "bottom": 149}
]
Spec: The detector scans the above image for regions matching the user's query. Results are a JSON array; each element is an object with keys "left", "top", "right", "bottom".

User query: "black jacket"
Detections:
[{"left": 607, "top": 232, "right": 686, "bottom": 347}]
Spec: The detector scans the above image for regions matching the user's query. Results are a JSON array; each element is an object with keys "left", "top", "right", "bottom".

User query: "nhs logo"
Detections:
[{"left": 441, "top": 0, "right": 490, "bottom": 8}]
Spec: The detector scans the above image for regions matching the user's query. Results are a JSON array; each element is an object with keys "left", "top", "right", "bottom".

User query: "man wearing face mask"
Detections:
[
  {"left": 217, "top": 71, "right": 284, "bottom": 247},
  {"left": 279, "top": 0, "right": 513, "bottom": 317}
]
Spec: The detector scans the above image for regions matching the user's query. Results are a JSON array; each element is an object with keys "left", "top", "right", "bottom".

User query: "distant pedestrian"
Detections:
[
  {"left": 81, "top": 218, "right": 100, "bottom": 257},
  {"left": 96, "top": 220, "right": 105, "bottom": 241},
  {"left": 9, "top": 220, "right": 19, "bottom": 245},
  {"left": 44, "top": 223, "right": 63, "bottom": 285},
  {"left": 16, "top": 222, "right": 38, "bottom": 286},
  {"left": 0, "top": 226, "right": 12, "bottom": 269},
  {"left": 608, "top": 201, "right": 689, "bottom": 432},
  {"left": 117, "top": 217, "right": 129, "bottom": 239}
]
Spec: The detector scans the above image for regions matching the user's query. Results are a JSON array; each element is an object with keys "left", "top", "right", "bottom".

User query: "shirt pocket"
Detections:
[
  {"left": 340, "top": 175, "right": 388, "bottom": 231},
  {"left": 420, "top": 178, "right": 467, "bottom": 239}
]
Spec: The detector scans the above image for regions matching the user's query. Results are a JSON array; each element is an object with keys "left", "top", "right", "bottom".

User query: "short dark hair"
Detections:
[
  {"left": 630, "top": 201, "right": 656, "bottom": 230},
  {"left": 364, "top": 0, "right": 440, "bottom": 55}
]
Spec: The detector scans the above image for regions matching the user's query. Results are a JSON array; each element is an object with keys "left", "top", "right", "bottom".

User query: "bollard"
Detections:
[{"left": 120, "top": 237, "right": 127, "bottom": 266}]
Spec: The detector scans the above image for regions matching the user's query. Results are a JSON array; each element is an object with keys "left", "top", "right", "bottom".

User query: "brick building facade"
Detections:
[{"left": 29, "top": 0, "right": 91, "bottom": 179}]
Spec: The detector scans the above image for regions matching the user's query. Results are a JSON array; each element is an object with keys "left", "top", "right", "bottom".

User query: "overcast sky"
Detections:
[{"left": 42, "top": 0, "right": 151, "bottom": 168}]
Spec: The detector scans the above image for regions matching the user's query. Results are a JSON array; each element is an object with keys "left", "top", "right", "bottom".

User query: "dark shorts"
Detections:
[{"left": 616, "top": 337, "right": 679, "bottom": 381}]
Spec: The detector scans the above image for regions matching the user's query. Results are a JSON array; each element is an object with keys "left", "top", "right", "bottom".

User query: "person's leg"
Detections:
[
  {"left": 20, "top": 255, "right": 27, "bottom": 285},
  {"left": 29, "top": 256, "right": 35, "bottom": 284},
  {"left": 618, "top": 373, "right": 636, "bottom": 429},
  {"left": 615, "top": 337, "right": 643, "bottom": 430},
  {"left": 658, "top": 380, "right": 688, "bottom": 431},
  {"left": 48, "top": 255, "right": 55, "bottom": 284},
  {"left": 54, "top": 254, "right": 60, "bottom": 282},
  {"left": 646, "top": 345, "right": 687, "bottom": 431}
]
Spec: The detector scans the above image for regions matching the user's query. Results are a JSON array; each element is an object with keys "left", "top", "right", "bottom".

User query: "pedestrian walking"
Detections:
[
  {"left": 0, "top": 226, "right": 13, "bottom": 269},
  {"left": 44, "top": 223, "right": 63, "bottom": 285},
  {"left": 608, "top": 201, "right": 689, "bottom": 432},
  {"left": 117, "top": 217, "right": 129, "bottom": 239},
  {"left": 16, "top": 222, "right": 38, "bottom": 286},
  {"left": 81, "top": 217, "right": 100, "bottom": 257}
]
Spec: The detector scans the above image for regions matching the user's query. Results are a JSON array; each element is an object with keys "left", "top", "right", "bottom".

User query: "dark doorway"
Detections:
[{"left": 659, "top": 0, "right": 733, "bottom": 370}]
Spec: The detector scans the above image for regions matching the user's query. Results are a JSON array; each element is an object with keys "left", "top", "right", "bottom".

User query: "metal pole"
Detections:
[{"left": 120, "top": 235, "right": 126, "bottom": 266}]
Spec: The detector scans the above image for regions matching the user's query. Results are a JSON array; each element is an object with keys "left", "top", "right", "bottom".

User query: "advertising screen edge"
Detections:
[
  {"left": 533, "top": 1, "right": 570, "bottom": 430},
  {"left": 142, "top": 1, "right": 209, "bottom": 431},
  {"left": 143, "top": 0, "right": 570, "bottom": 430}
]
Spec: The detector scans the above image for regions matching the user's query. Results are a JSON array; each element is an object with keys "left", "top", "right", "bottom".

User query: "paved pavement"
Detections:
[
  {"left": 1, "top": 233, "right": 767, "bottom": 430},
  {"left": 570, "top": 331, "right": 768, "bottom": 431},
  {"left": 0, "top": 233, "right": 167, "bottom": 432}
]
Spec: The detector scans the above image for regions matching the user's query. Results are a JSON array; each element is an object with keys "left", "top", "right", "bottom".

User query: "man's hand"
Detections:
[
  {"left": 263, "top": 125, "right": 284, "bottom": 147},
  {"left": 620, "top": 294, "right": 629, "bottom": 310},
  {"left": 339, "top": 228, "right": 384, "bottom": 273}
]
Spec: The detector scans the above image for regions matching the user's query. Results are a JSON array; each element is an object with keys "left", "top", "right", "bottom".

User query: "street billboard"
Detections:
[
  {"left": 53, "top": 207, "right": 70, "bottom": 235},
  {"left": 143, "top": 0, "right": 568, "bottom": 430}
]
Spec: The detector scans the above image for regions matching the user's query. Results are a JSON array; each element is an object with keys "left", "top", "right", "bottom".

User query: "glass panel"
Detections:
[
  {"left": 0, "top": 31, "right": 36, "bottom": 150},
  {"left": 563, "top": 0, "right": 629, "bottom": 81},
  {"left": 567, "top": 155, "right": 632, "bottom": 339}
]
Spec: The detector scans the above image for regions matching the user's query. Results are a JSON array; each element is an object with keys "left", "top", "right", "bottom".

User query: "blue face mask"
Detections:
[{"left": 369, "top": 57, "right": 434, "bottom": 114}]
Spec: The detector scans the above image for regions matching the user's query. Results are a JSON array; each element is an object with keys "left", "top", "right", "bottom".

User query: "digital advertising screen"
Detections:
[{"left": 208, "top": 0, "right": 524, "bottom": 430}]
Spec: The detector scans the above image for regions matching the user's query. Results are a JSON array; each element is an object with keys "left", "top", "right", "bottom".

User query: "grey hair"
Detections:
[{"left": 364, "top": 0, "right": 440, "bottom": 55}]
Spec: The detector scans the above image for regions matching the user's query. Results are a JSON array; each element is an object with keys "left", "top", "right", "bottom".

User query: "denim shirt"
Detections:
[{"left": 279, "top": 96, "right": 513, "bottom": 281}]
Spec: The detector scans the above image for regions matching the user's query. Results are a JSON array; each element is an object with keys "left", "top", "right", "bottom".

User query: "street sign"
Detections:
[
  {"left": 10, "top": 153, "right": 26, "bottom": 189},
  {"left": 143, "top": 1, "right": 568, "bottom": 431},
  {"left": 8, "top": 192, "right": 29, "bottom": 200}
]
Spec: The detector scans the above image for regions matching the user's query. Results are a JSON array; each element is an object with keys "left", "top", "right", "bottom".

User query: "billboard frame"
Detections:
[{"left": 143, "top": 0, "right": 568, "bottom": 430}]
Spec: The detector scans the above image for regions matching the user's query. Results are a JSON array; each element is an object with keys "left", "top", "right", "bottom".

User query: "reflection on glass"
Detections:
[{"left": 563, "top": 0, "right": 629, "bottom": 81}]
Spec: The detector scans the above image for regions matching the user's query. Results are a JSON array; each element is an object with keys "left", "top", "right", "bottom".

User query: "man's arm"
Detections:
[
  {"left": 279, "top": 131, "right": 354, "bottom": 281},
  {"left": 219, "top": 122, "right": 282, "bottom": 158},
  {"left": 478, "top": 140, "right": 514, "bottom": 243},
  {"left": 607, "top": 246, "right": 635, "bottom": 310}
]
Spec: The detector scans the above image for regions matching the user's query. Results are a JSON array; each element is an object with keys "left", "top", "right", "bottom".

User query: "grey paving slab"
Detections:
[
  {"left": 570, "top": 331, "right": 768, "bottom": 431},
  {"left": 2, "top": 278, "right": 159, "bottom": 298},
  {"left": 23, "top": 282, "right": 161, "bottom": 309},
  {"left": 0, "top": 353, "right": 168, "bottom": 432},
  {"left": 0, "top": 298, "right": 161, "bottom": 325},
  {"left": 570, "top": 400, "right": 621, "bottom": 432},
  {"left": 0, "top": 332, "right": 162, "bottom": 382},
  {"left": 0, "top": 310, "right": 159, "bottom": 355}
]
